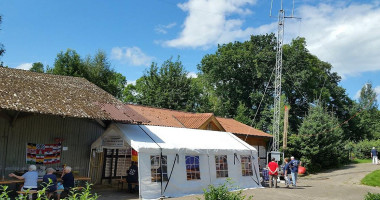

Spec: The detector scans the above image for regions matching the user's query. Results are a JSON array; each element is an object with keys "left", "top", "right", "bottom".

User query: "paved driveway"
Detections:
[
  {"left": 174, "top": 163, "right": 380, "bottom": 200},
  {"left": 96, "top": 163, "right": 379, "bottom": 200}
]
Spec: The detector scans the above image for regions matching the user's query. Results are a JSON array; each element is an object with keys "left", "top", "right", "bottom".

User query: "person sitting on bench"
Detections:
[
  {"left": 43, "top": 168, "right": 57, "bottom": 199},
  {"left": 9, "top": 165, "right": 38, "bottom": 198},
  {"left": 61, "top": 166, "right": 74, "bottom": 198}
]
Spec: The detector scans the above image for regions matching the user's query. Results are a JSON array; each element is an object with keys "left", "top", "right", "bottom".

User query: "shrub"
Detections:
[
  {"left": 198, "top": 179, "right": 252, "bottom": 200},
  {"left": 364, "top": 192, "right": 380, "bottom": 200},
  {"left": 0, "top": 182, "right": 98, "bottom": 200},
  {"left": 347, "top": 140, "right": 380, "bottom": 159}
]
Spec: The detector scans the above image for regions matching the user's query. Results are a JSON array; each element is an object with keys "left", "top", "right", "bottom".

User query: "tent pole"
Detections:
[{"left": 160, "top": 151, "right": 163, "bottom": 197}]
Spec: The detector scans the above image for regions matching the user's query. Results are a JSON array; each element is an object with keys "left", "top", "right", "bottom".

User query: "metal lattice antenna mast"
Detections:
[
  {"left": 270, "top": 0, "right": 299, "bottom": 152},
  {"left": 273, "top": 7, "right": 284, "bottom": 152}
]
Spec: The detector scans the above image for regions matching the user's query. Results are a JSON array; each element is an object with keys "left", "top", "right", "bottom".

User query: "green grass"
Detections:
[
  {"left": 351, "top": 159, "right": 372, "bottom": 164},
  {"left": 361, "top": 169, "right": 380, "bottom": 187}
]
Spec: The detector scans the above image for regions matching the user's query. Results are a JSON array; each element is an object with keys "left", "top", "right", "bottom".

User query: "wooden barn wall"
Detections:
[
  {"left": 0, "top": 114, "right": 105, "bottom": 177},
  {"left": 0, "top": 116, "right": 10, "bottom": 179}
]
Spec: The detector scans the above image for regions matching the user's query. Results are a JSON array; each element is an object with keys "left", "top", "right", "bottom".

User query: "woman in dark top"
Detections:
[
  {"left": 61, "top": 166, "right": 75, "bottom": 198},
  {"left": 43, "top": 168, "right": 57, "bottom": 199}
]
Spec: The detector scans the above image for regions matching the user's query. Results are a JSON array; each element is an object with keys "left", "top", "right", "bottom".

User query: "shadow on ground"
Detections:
[{"left": 93, "top": 185, "right": 139, "bottom": 200}]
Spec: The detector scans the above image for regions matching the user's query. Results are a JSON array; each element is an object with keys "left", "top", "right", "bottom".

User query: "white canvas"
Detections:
[{"left": 91, "top": 123, "right": 262, "bottom": 199}]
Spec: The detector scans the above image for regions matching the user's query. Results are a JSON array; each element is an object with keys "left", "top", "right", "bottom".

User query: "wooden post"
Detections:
[{"left": 283, "top": 106, "right": 289, "bottom": 149}]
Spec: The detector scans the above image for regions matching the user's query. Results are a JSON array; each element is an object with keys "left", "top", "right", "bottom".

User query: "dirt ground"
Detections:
[{"left": 96, "top": 163, "right": 380, "bottom": 200}]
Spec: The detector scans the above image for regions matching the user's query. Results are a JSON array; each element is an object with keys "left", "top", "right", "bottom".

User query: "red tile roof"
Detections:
[
  {"left": 119, "top": 104, "right": 272, "bottom": 138},
  {"left": 216, "top": 117, "right": 272, "bottom": 137}
]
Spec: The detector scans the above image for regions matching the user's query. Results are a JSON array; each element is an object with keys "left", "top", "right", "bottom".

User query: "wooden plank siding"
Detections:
[{"left": 0, "top": 113, "right": 105, "bottom": 177}]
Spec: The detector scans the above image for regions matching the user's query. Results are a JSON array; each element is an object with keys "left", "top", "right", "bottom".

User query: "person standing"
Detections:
[
  {"left": 283, "top": 158, "right": 291, "bottom": 188},
  {"left": 127, "top": 161, "right": 138, "bottom": 193},
  {"left": 371, "top": 147, "right": 378, "bottom": 165},
  {"left": 289, "top": 156, "right": 299, "bottom": 187},
  {"left": 267, "top": 158, "right": 279, "bottom": 188}
]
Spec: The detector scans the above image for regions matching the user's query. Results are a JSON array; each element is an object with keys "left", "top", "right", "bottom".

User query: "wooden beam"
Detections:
[{"left": 95, "top": 119, "right": 106, "bottom": 128}]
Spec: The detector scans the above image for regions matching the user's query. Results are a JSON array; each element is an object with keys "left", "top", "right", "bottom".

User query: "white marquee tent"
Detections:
[{"left": 91, "top": 123, "right": 261, "bottom": 199}]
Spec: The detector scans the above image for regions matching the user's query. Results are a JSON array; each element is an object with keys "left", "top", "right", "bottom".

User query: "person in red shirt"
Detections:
[{"left": 268, "top": 157, "right": 279, "bottom": 188}]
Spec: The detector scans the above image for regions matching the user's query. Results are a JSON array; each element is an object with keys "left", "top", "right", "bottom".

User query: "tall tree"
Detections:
[
  {"left": 198, "top": 35, "right": 352, "bottom": 135},
  {"left": 85, "top": 50, "right": 126, "bottom": 98},
  {"left": 0, "top": 16, "right": 6, "bottom": 66},
  {"left": 358, "top": 82, "right": 378, "bottom": 109},
  {"left": 287, "top": 104, "right": 346, "bottom": 172},
  {"left": 30, "top": 62, "right": 44, "bottom": 73},
  {"left": 124, "top": 57, "right": 195, "bottom": 111},
  {"left": 49, "top": 49, "right": 126, "bottom": 99}
]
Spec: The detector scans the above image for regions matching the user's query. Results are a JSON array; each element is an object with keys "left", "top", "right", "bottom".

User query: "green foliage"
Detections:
[
  {"left": 347, "top": 140, "right": 380, "bottom": 159},
  {"left": 124, "top": 57, "right": 199, "bottom": 111},
  {"left": 198, "top": 179, "right": 252, "bottom": 200},
  {"left": 288, "top": 104, "right": 347, "bottom": 172},
  {"left": 198, "top": 34, "right": 353, "bottom": 135},
  {"left": 0, "top": 185, "right": 10, "bottom": 199},
  {"left": 234, "top": 101, "right": 251, "bottom": 125},
  {"left": 49, "top": 49, "right": 126, "bottom": 99},
  {"left": 0, "top": 182, "right": 98, "bottom": 200},
  {"left": 365, "top": 192, "right": 380, "bottom": 200},
  {"left": 30, "top": 62, "right": 45, "bottom": 73}
]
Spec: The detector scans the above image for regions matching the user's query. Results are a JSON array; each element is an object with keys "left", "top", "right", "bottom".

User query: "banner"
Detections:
[
  {"left": 26, "top": 143, "right": 61, "bottom": 164},
  {"left": 131, "top": 149, "right": 138, "bottom": 162}
]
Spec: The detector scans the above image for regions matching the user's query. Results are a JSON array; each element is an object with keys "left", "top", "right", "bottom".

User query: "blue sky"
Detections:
[{"left": 1, "top": 0, "right": 380, "bottom": 103}]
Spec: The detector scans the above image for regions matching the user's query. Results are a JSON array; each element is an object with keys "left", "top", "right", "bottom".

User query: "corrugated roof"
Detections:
[
  {"left": 0, "top": 67, "right": 141, "bottom": 121},
  {"left": 172, "top": 113, "right": 214, "bottom": 129}
]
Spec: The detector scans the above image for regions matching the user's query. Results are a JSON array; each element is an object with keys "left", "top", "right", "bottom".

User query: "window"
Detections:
[
  {"left": 240, "top": 155, "right": 253, "bottom": 176},
  {"left": 215, "top": 155, "right": 228, "bottom": 178},
  {"left": 150, "top": 155, "right": 168, "bottom": 182},
  {"left": 185, "top": 156, "right": 200, "bottom": 180}
]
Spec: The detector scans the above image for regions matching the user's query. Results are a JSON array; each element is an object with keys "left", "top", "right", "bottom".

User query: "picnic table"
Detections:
[{"left": 0, "top": 176, "right": 91, "bottom": 185}]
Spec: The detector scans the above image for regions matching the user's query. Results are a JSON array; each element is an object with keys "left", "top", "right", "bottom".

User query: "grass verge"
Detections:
[
  {"left": 351, "top": 159, "right": 372, "bottom": 164},
  {"left": 361, "top": 169, "right": 380, "bottom": 187}
]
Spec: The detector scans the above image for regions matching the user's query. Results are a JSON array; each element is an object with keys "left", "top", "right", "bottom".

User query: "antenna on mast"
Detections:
[{"left": 269, "top": 0, "right": 300, "bottom": 153}]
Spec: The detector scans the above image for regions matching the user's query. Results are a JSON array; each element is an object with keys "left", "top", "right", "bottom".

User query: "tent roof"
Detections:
[{"left": 92, "top": 124, "right": 256, "bottom": 154}]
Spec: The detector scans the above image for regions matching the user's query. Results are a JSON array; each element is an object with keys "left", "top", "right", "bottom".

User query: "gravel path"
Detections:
[{"left": 96, "top": 163, "right": 379, "bottom": 200}]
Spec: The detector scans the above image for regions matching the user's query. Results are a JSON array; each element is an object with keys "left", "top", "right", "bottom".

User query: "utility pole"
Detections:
[{"left": 283, "top": 105, "right": 289, "bottom": 149}]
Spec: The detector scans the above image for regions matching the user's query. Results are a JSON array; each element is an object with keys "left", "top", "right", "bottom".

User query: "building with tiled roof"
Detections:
[{"left": 100, "top": 103, "right": 272, "bottom": 168}]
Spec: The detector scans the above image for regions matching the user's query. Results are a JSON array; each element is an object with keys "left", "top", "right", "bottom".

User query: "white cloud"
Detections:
[
  {"left": 111, "top": 47, "right": 153, "bottom": 66},
  {"left": 285, "top": 2, "right": 380, "bottom": 77},
  {"left": 155, "top": 23, "right": 177, "bottom": 34},
  {"left": 187, "top": 72, "right": 198, "bottom": 78},
  {"left": 163, "top": 0, "right": 258, "bottom": 49},
  {"left": 127, "top": 80, "right": 136, "bottom": 86},
  {"left": 15, "top": 63, "right": 33, "bottom": 70}
]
